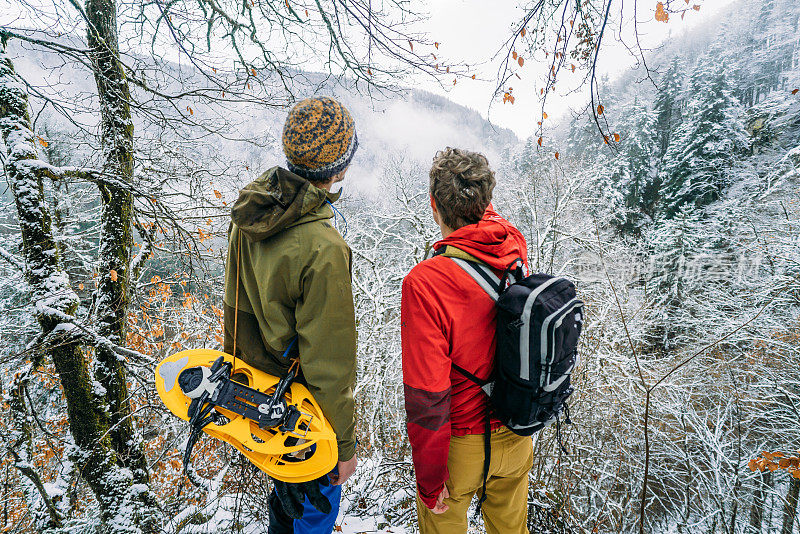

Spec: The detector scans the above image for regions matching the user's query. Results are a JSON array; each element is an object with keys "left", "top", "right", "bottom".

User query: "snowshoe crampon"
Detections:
[{"left": 155, "top": 349, "right": 337, "bottom": 483}]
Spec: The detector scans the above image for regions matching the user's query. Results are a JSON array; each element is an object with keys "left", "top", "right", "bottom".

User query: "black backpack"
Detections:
[{"left": 444, "top": 254, "right": 584, "bottom": 510}]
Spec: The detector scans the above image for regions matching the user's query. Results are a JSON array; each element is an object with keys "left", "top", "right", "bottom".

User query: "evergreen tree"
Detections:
[
  {"left": 645, "top": 206, "right": 715, "bottom": 350},
  {"left": 660, "top": 57, "right": 749, "bottom": 219},
  {"left": 653, "top": 58, "right": 684, "bottom": 158},
  {"left": 602, "top": 101, "right": 659, "bottom": 235}
]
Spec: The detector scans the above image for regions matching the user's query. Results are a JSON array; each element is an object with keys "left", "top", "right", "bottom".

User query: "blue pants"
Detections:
[{"left": 268, "top": 470, "right": 341, "bottom": 534}]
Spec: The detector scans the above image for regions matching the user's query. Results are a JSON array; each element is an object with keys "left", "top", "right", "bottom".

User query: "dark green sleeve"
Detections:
[{"left": 295, "top": 239, "right": 357, "bottom": 462}]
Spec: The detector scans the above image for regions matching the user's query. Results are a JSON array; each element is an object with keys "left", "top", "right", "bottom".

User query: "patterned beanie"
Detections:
[{"left": 282, "top": 97, "right": 358, "bottom": 182}]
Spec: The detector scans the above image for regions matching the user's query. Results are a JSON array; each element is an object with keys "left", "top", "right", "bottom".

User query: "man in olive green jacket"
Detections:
[{"left": 223, "top": 97, "right": 358, "bottom": 534}]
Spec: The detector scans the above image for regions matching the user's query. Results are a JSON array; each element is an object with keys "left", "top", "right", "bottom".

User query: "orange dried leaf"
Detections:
[
  {"left": 471, "top": 74, "right": 476, "bottom": 80},
  {"left": 792, "top": 89, "right": 799, "bottom": 95},
  {"left": 692, "top": 4, "right": 700, "bottom": 10},
  {"left": 78, "top": 283, "right": 84, "bottom": 290},
  {"left": 187, "top": 106, "right": 193, "bottom": 115},
  {"left": 110, "top": 270, "right": 118, "bottom": 282},
  {"left": 613, "top": 133, "right": 621, "bottom": 142},
  {"left": 453, "top": 78, "right": 457, "bottom": 85},
  {"left": 655, "top": 2, "right": 669, "bottom": 22},
  {"left": 520, "top": 27, "right": 526, "bottom": 37},
  {"left": 555, "top": 151, "right": 560, "bottom": 160},
  {"left": 748, "top": 459, "right": 760, "bottom": 471},
  {"left": 367, "top": 68, "right": 373, "bottom": 76},
  {"left": 543, "top": 112, "right": 548, "bottom": 119},
  {"left": 537, "top": 137, "right": 543, "bottom": 146},
  {"left": 214, "top": 190, "right": 222, "bottom": 199},
  {"left": 434, "top": 42, "right": 440, "bottom": 49},
  {"left": 38, "top": 136, "right": 48, "bottom": 147},
  {"left": 597, "top": 104, "right": 604, "bottom": 115},
  {"left": 518, "top": 57, "right": 524, "bottom": 67},
  {"left": 408, "top": 40, "right": 414, "bottom": 51}
]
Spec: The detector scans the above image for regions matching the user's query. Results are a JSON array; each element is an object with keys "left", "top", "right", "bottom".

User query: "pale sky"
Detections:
[{"left": 415, "top": 0, "right": 739, "bottom": 138}]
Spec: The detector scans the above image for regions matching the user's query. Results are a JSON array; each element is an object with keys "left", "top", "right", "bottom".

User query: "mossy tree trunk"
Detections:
[
  {"left": 0, "top": 36, "right": 159, "bottom": 533},
  {"left": 84, "top": 0, "right": 159, "bottom": 525}
]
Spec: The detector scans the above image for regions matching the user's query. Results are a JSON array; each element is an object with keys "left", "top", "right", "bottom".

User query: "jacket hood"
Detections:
[
  {"left": 231, "top": 166, "right": 339, "bottom": 241},
  {"left": 433, "top": 205, "right": 528, "bottom": 271}
]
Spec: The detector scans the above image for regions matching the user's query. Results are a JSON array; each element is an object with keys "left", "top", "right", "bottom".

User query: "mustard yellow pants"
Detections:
[{"left": 416, "top": 427, "right": 533, "bottom": 534}]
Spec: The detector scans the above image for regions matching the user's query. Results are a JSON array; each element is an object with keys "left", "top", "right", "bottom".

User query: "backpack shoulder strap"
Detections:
[
  {"left": 448, "top": 257, "right": 501, "bottom": 301},
  {"left": 452, "top": 363, "right": 495, "bottom": 396}
]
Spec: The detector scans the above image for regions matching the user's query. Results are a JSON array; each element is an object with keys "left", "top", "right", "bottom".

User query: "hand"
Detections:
[
  {"left": 271, "top": 476, "right": 332, "bottom": 519},
  {"left": 329, "top": 454, "right": 357, "bottom": 486},
  {"left": 431, "top": 485, "right": 450, "bottom": 514}
]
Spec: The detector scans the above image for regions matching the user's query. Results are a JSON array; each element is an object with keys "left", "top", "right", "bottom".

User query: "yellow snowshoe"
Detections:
[{"left": 155, "top": 348, "right": 337, "bottom": 483}]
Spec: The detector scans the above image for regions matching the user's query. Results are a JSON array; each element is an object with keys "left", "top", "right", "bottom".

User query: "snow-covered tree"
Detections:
[
  {"left": 660, "top": 56, "right": 749, "bottom": 219},
  {"left": 601, "top": 101, "right": 660, "bottom": 235},
  {"left": 653, "top": 58, "right": 684, "bottom": 159}
]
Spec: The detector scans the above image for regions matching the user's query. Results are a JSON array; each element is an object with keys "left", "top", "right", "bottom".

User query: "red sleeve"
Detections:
[{"left": 401, "top": 272, "right": 451, "bottom": 509}]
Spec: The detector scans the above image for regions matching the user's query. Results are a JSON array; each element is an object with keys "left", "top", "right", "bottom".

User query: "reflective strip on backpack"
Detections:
[
  {"left": 519, "top": 277, "right": 561, "bottom": 380},
  {"left": 540, "top": 297, "right": 581, "bottom": 386},
  {"left": 542, "top": 363, "right": 574, "bottom": 392},
  {"left": 450, "top": 258, "right": 501, "bottom": 301},
  {"left": 508, "top": 420, "right": 543, "bottom": 432},
  {"left": 508, "top": 412, "right": 557, "bottom": 432}
]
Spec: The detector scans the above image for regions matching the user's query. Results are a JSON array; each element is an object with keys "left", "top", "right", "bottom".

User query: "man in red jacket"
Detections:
[{"left": 402, "top": 148, "right": 533, "bottom": 533}]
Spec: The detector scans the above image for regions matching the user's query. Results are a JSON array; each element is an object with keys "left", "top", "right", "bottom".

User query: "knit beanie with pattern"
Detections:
[{"left": 282, "top": 97, "right": 358, "bottom": 182}]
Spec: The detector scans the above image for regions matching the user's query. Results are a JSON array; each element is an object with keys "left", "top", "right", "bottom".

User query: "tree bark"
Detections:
[
  {"left": 782, "top": 477, "right": 800, "bottom": 534},
  {"left": 84, "top": 2, "right": 158, "bottom": 529},
  {"left": 0, "top": 36, "right": 158, "bottom": 533},
  {"left": 749, "top": 471, "right": 772, "bottom": 534}
]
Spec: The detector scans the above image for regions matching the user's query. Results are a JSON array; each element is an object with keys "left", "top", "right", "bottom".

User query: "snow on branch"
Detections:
[
  {"left": 40, "top": 306, "right": 154, "bottom": 364},
  {"left": 0, "top": 243, "right": 24, "bottom": 272}
]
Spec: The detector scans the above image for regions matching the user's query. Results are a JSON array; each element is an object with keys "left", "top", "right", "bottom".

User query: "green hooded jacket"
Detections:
[{"left": 223, "top": 166, "right": 357, "bottom": 462}]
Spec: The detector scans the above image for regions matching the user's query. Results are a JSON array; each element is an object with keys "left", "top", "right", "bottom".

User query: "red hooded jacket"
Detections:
[{"left": 401, "top": 206, "right": 528, "bottom": 509}]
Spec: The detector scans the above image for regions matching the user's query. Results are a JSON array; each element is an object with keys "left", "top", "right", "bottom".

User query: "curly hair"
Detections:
[{"left": 429, "top": 147, "right": 496, "bottom": 230}]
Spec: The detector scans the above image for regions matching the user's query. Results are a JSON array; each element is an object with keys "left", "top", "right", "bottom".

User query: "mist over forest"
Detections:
[{"left": 0, "top": 0, "right": 799, "bottom": 532}]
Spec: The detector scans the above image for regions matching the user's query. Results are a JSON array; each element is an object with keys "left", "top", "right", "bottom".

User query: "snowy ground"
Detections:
[{"left": 336, "top": 516, "right": 408, "bottom": 533}]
